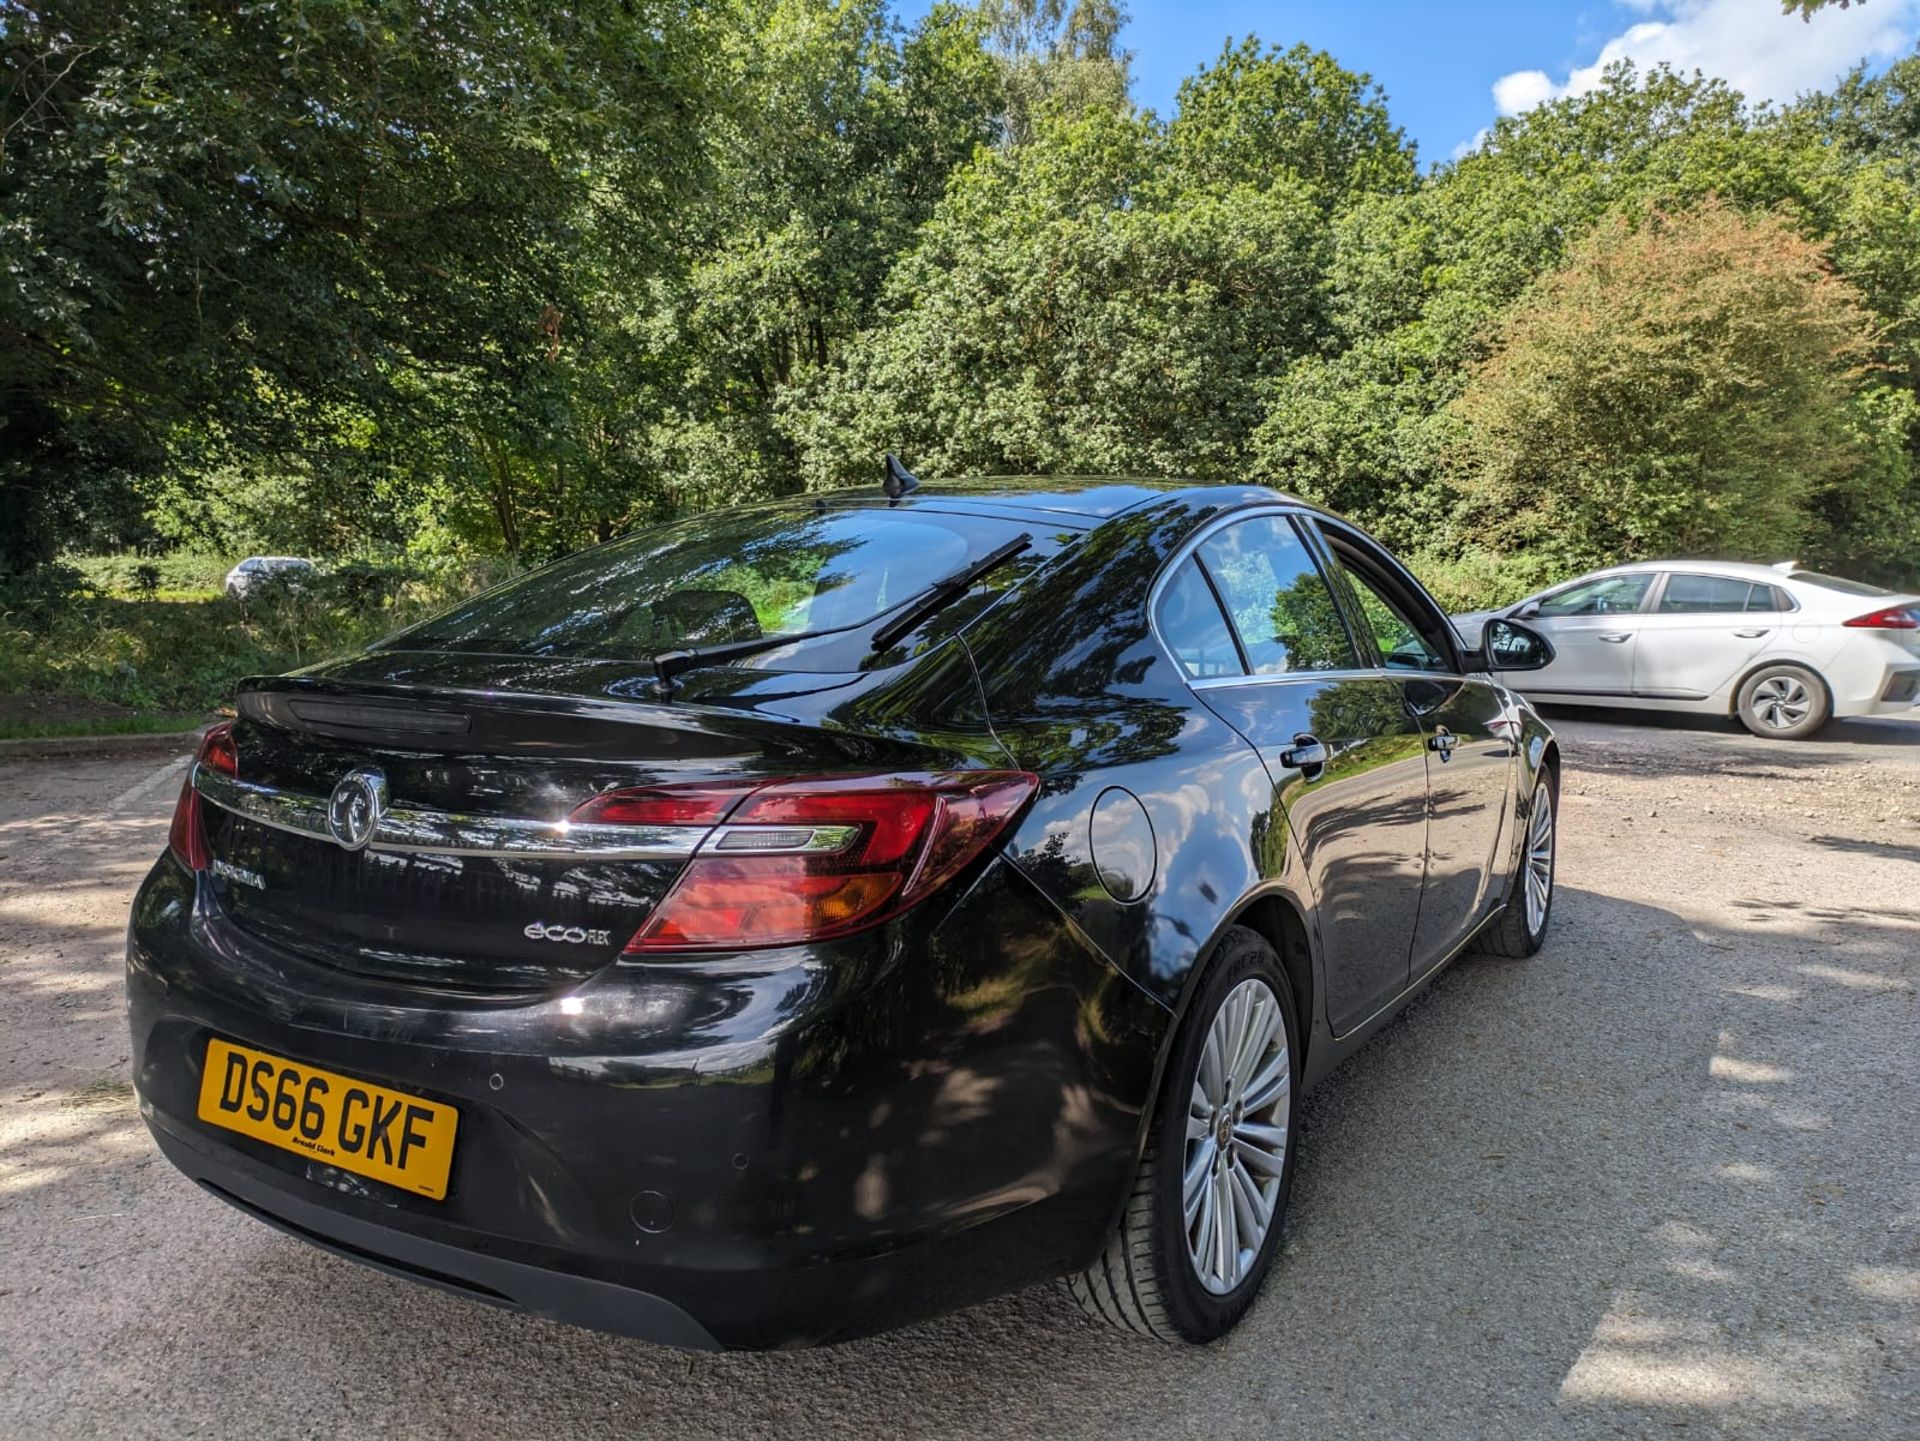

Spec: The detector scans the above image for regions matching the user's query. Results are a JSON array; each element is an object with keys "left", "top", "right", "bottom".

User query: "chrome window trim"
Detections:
[
  {"left": 1150, "top": 504, "right": 1491, "bottom": 691},
  {"left": 1148, "top": 504, "right": 1368, "bottom": 686},
  {"left": 1187, "top": 667, "right": 1382, "bottom": 691},
  {"left": 191, "top": 765, "right": 705, "bottom": 862}
]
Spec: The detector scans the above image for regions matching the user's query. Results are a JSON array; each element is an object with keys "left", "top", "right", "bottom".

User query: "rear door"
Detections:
[
  {"left": 1170, "top": 512, "right": 1431, "bottom": 1034},
  {"left": 1517, "top": 572, "right": 1657, "bottom": 699},
  {"left": 1631, "top": 573, "right": 1788, "bottom": 700},
  {"left": 1312, "top": 522, "right": 1514, "bottom": 978}
]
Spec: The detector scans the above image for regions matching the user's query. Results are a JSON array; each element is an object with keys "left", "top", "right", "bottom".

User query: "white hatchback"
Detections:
[{"left": 1453, "top": 562, "right": 1920, "bottom": 739}]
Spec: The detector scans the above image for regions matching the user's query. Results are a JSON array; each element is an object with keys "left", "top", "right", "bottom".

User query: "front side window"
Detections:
[
  {"left": 1659, "top": 574, "right": 1758, "bottom": 614},
  {"left": 1196, "top": 516, "right": 1358, "bottom": 675},
  {"left": 1156, "top": 559, "right": 1244, "bottom": 679},
  {"left": 1534, "top": 574, "right": 1654, "bottom": 617},
  {"left": 389, "top": 506, "right": 1035, "bottom": 667},
  {"left": 1336, "top": 565, "right": 1448, "bottom": 672}
]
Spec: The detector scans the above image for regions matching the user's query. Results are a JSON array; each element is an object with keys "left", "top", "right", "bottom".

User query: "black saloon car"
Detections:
[{"left": 128, "top": 476, "right": 1561, "bottom": 1349}]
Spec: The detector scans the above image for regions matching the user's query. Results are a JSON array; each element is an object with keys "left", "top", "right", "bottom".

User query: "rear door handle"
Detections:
[
  {"left": 1280, "top": 734, "right": 1329, "bottom": 771},
  {"left": 1596, "top": 632, "right": 1631, "bottom": 643},
  {"left": 1734, "top": 628, "right": 1770, "bottom": 638}
]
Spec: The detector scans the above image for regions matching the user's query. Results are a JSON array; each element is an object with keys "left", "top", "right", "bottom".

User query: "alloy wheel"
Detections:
[
  {"left": 1524, "top": 785, "right": 1555, "bottom": 936},
  {"left": 1750, "top": 674, "right": 1812, "bottom": 731},
  {"left": 1183, "top": 978, "right": 1290, "bottom": 1295}
]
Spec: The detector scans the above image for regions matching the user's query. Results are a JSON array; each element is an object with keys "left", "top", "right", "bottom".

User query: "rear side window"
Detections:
[
  {"left": 1156, "top": 559, "right": 1243, "bottom": 679},
  {"left": 1658, "top": 575, "right": 1793, "bottom": 613},
  {"left": 1659, "top": 574, "right": 1755, "bottom": 613},
  {"left": 1196, "top": 516, "right": 1358, "bottom": 675},
  {"left": 390, "top": 506, "right": 1036, "bottom": 666}
]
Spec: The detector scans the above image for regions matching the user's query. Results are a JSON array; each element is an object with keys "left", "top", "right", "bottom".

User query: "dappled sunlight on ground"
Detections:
[{"left": 3, "top": 726, "right": 1917, "bottom": 1438}]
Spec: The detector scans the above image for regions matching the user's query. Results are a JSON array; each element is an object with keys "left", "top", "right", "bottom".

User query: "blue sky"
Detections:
[{"left": 890, "top": 0, "right": 1920, "bottom": 164}]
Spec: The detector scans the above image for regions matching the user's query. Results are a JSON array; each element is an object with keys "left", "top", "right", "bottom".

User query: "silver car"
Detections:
[
  {"left": 1453, "top": 561, "right": 1920, "bottom": 739},
  {"left": 223, "top": 556, "right": 315, "bottom": 601}
]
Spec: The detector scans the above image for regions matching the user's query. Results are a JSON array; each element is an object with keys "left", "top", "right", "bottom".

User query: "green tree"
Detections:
[
  {"left": 1449, "top": 201, "right": 1892, "bottom": 569},
  {"left": 979, "top": 0, "right": 1130, "bottom": 145},
  {"left": 1167, "top": 39, "right": 1415, "bottom": 202},
  {"left": 789, "top": 42, "right": 1414, "bottom": 488},
  {"left": 0, "top": 0, "right": 721, "bottom": 570}
]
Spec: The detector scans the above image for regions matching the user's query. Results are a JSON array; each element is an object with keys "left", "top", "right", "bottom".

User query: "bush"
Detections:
[
  {"left": 71, "top": 551, "right": 232, "bottom": 596},
  {"left": 1405, "top": 548, "right": 1562, "bottom": 613},
  {"left": 1449, "top": 202, "right": 1888, "bottom": 571},
  {"left": 0, "top": 557, "right": 500, "bottom": 717}
]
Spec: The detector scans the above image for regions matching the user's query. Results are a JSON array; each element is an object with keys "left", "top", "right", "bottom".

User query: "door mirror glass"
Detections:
[{"left": 1482, "top": 618, "right": 1555, "bottom": 672}]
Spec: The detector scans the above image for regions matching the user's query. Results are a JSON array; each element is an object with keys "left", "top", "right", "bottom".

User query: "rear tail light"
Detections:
[
  {"left": 167, "top": 723, "right": 237, "bottom": 872},
  {"left": 568, "top": 783, "right": 761, "bottom": 827},
  {"left": 1843, "top": 606, "right": 1920, "bottom": 630},
  {"left": 622, "top": 771, "right": 1039, "bottom": 953}
]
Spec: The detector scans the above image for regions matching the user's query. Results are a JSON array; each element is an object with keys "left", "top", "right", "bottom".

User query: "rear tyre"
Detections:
[
  {"left": 1735, "top": 664, "right": 1830, "bottom": 740},
  {"left": 1065, "top": 926, "right": 1298, "bottom": 1343},
  {"left": 1475, "top": 767, "right": 1556, "bottom": 959}
]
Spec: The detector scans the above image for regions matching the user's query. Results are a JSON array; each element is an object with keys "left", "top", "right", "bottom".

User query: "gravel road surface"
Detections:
[{"left": 2, "top": 712, "right": 1916, "bottom": 1440}]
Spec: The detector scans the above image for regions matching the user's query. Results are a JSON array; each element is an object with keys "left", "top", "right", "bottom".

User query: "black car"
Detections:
[{"left": 128, "top": 475, "right": 1561, "bottom": 1349}]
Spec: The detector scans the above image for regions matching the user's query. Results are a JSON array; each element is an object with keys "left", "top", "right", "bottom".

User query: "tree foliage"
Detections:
[
  {"left": 5, "top": 5, "right": 1920, "bottom": 595},
  {"left": 1450, "top": 201, "right": 1884, "bottom": 568}
]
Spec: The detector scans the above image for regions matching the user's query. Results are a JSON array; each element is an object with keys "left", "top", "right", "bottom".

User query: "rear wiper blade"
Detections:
[
  {"left": 651, "top": 633, "right": 802, "bottom": 693},
  {"left": 870, "top": 534, "right": 1033, "bottom": 653},
  {"left": 650, "top": 532, "right": 1033, "bottom": 694}
]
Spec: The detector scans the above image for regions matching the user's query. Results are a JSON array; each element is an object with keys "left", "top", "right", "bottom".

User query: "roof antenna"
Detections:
[{"left": 883, "top": 453, "right": 919, "bottom": 503}]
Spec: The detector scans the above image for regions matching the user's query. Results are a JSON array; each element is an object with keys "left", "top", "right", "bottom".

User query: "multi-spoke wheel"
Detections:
[
  {"left": 1065, "top": 927, "right": 1298, "bottom": 1342},
  {"left": 1523, "top": 785, "right": 1554, "bottom": 937},
  {"left": 1477, "top": 765, "right": 1557, "bottom": 959},
  {"left": 1736, "top": 664, "right": 1830, "bottom": 740},
  {"left": 1183, "top": 978, "right": 1290, "bottom": 1295}
]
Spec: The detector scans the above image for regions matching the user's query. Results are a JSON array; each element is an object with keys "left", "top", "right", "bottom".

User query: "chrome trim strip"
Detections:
[
  {"left": 190, "top": 765, "right": 706, "bottom": 862},
  {"left": 1187, "top": 667, "right": 1381, "bottom": 691}
]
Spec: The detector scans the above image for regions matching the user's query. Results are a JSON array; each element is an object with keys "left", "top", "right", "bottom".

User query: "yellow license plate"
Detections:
[{"left": 196, "top": 1038, "right": 459, "bottom": 1201}]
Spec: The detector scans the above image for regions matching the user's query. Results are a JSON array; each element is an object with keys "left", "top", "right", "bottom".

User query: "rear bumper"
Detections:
[
  {"left": 1856, "top": 667, "right": 1920, "bottom": 715},
  {"left": 127, "top": 854, "right": 1168, "bottom": 1348},
  {"left": 147, "top": 1119, "right": 720, "bottom": 1347}
]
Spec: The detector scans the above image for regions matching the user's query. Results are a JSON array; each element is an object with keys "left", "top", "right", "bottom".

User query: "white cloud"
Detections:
[
  {"left": 1492, "top": 70, "right": 1562, "bottom": 115},
  {"left": 1488, "top": 0, "right": 1920, "bottom": 119}
]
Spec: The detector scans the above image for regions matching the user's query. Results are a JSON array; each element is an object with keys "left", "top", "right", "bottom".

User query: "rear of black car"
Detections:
[{"left": 126, "top": 498, "right": 1169, "bottom": 1348}]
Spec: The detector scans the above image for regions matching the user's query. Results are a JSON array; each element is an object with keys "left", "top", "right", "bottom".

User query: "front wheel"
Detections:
[
  {"left": 1065, "top": 927, "right": 1299, "bottom": 1343},
  {"left": 1476, "top": 768, "right": 1556, "bottom": 959},
  {"left": 1735, "top": 664, "right": 1830, "bottom": 740}
]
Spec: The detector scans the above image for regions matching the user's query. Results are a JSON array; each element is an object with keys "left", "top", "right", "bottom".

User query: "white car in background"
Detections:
[
  {"left": 1452, "top": 561, "right": 1920, "bottom": 739},
  {"left": 223, "top": 556, "right": 315, "bottom": 601}
]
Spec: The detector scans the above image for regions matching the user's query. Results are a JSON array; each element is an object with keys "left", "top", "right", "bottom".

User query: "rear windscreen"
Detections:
[{"left": 387, "top": 506, "right": 1034, "bottom": 663}]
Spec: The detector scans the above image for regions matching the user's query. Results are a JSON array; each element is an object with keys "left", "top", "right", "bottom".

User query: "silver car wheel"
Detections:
[
  {"left": 1184, "top": 978, "right": 1290, "bottom": 1296},
  {"left": 1525, "top": 785, "right": 1555, "bottom": 936},
  {"left": 1750, "top": 674, "right": 1812, "bottom": 730}
]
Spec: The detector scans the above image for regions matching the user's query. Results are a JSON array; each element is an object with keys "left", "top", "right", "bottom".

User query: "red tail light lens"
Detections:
[
  {"left": 569, "top": 783, "right": 760, "bottom": 827},
  {"left": 1843, "top": 606, "right": 1920, "bottom": 630},
  {"left": 167, "top": 722, "right": 237, "bottom": 872},
  {"left": 624, "top": 771, "right": 1039, "bottom": 953}
]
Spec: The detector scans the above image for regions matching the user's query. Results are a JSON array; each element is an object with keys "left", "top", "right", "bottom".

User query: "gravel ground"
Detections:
[{"left": 1, "top": 712, "right": 1916, "bottom": 1440}]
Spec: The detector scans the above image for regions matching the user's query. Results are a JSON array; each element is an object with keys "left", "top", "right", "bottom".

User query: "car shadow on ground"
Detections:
[
  {"left": 1539, "top": 702, "right": 1920, "bottom": 750},
  {"left": 6, "top": 862, "right": 1917, "bottom": 1439}
]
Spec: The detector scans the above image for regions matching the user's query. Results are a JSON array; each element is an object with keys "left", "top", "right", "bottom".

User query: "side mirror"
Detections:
[
  {"left": 1514, "top": 602, "right": 1541, "bottom": 620},
  {"left": 1481, "top": 617, "right": 1555, "bottom": 672}
]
